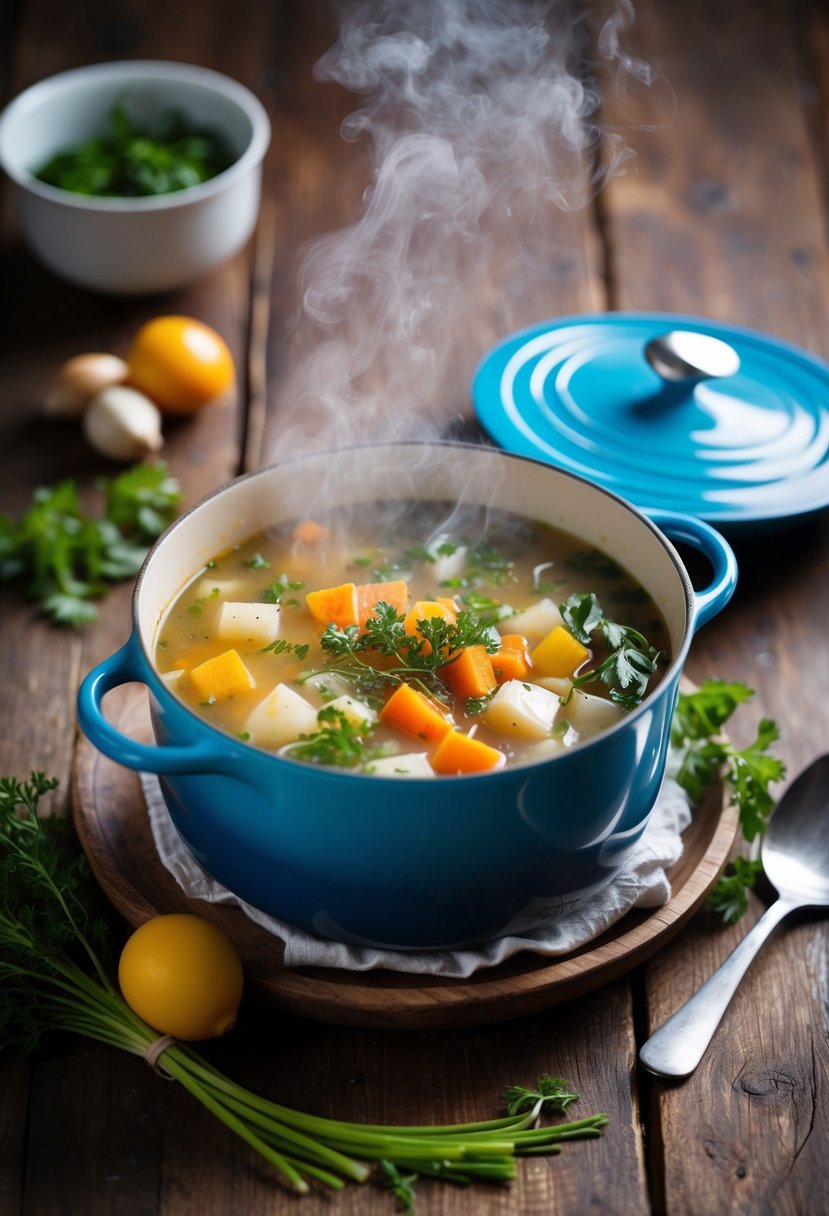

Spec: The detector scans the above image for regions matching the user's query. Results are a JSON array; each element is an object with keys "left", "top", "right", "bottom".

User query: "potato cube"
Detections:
[
  {"left": 218, "top": 600, "right": 281, "bottom": 647},
  {"left": 483, "top": 679, "right": 561, "bottom": 740},
  {"left": 426, "top": 535, "right": 468, "bottom": 582},
  {"left": 566, "top": 690, "right": 624, "bottom": 735},
  {"left": 501, "top": 597, "right": 562, "bottom": 641},
  {"left": 321, "top": 694, "right": 377, "bottom": 728},
  {"left": 534, "top": 676, "right": 573, "bottom": 698},
  {"left": 366, "top": 752, "right": 435, "bottom": 778},
  {"left": 243, "top": 682, "right": 319, "bottom": 749}
]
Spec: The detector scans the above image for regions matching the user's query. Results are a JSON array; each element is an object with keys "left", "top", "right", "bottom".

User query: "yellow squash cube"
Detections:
[
  {"left": 189, "top": 648, "right": 256, "bottom": 701},
  {"left": 530, "top": 625, "right": 589, "bottom": 678}
]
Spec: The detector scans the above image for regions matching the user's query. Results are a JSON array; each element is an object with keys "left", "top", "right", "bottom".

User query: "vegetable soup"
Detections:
[{"left": 154, "top": 501, "right": 671, "bottom": 776}]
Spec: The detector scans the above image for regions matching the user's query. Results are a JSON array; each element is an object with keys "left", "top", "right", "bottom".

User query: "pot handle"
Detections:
[
  {"left": 645, "top": 510, "right": 738, "bottom": 631},
  {"left": 77, "top": 636, "right": 228, "bottom": 775}
]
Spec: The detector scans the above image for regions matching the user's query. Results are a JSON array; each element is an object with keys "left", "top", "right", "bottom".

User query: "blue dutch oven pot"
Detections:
[{"left": 78, "top": 442, "right": 737, "bottom": 950}]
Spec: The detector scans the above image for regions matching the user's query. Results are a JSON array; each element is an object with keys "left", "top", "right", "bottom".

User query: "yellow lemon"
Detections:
[
  {"left": 126, "top": 315, "right": 235, "bottom": 415},
  {"left": 118, "top": 913, "right": 244, "bottom": 1041}
]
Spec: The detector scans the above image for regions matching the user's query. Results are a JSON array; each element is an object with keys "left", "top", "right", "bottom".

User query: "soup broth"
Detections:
[{"left": 154, "top": 501, "right": 671, "bottom": 775}]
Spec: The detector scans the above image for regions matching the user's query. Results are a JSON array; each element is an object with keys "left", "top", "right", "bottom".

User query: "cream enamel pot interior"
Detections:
[{"left": 77, "top": 442, "right": 737, "bottom": 950}]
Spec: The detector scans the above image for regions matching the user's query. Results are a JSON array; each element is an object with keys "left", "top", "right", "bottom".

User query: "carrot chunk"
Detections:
[
  {"left": 189, "top": 648, "right": 256, "bottom": 701},
  {"left": 356, "top": 579, "right": 409, "bottom": 624},
  {"left": 430, "top": 730, "right": 506, "bottom": 775},
  {"left": 440, "top": 645, "right": 497, "bottom": 700},
  {"left": 379, "top": 683, "right": 454, "bottom": 742},
  {"left": 293, "top": 519, "right": 329, "bottom": 545},
  {"left": 530, "top": 625, "right": 590, "bottom": 678},
  {"left": 492, "top": 633, "right": 532, "bottom": 684},
  {"left": 306, "top": 582, "right": 359, "bottom": 629}
]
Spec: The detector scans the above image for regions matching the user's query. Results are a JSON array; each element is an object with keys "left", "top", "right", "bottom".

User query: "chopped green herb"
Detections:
[
  {"left": 466, "top": 691, "right": 496, "bottom": 716},
  {"left": 0, "top": 462, "right": 180, "bottom": 627},
  {"left": 244, "top": 553, "right": 271, "bottom": 570},
  {"left": 379, "top": 1159, "right": 418, "bottom": 1214},
  {"left": 187, "top": 586, "right": 220, "bottom": 618},
  {"left": 262, "top": 575, "right": 306, "bottom": 604},
  {"left": 561, "top": 592, "right": 662, "bottom": 709},
  {"left": 258, "top": 639, "right": 310, "bottom": 661},
  {"left": 672, "top": 680, "right": 785, "bottom": 922},
  {"left": 237, "top": 731, "right": 251, "bottom": 742},
  {"left": 35, "top": 102, "right": 234, "bottom": 198},
  {"left": 285, "top": 707, "right": 383, "bottom": 770}
]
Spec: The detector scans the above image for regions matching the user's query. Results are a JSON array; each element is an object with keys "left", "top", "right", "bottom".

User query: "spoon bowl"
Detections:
[{"left": 640, "top": 754, "right": 829, "bottom": 1078}]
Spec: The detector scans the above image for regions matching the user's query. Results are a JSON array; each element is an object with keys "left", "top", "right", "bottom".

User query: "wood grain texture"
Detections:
[{"left": 2, "top": 0, "right": 829, "bottom": 1211}]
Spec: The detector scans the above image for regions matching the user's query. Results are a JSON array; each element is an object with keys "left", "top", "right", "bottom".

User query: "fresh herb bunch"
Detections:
[
  {"left": 561, "top": 592, "right": 662, "bottom": 709},
  {"left": 0, "top": 462, "right": 180, "bottom": 625},
  {"left": 0, "top": 773, "right": 608, "bottom": 1203},
  {"left": 284, "top": 706, "right": 387, "bottom": 770},
  {"left": 35, "top": 103, "right": 234, "bottom": 198},
  {"left": 302, "top": 601, "right": 499, "bottom": 704},
  {"left": 672, "top": 680, "right": 785, "bottom": 923}
]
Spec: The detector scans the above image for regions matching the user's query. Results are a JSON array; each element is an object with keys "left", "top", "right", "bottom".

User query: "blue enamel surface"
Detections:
[{"left": 473, "top": 312, "right": 829, "bottom": 528}]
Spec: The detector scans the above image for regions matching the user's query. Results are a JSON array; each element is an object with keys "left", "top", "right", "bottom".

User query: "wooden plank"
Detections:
[
  {"left": 596, "top": 1, "right": 829, "bottom": 1213},
  {"left": 0, "top": 2, "right": 265, "bottom": 1213}
]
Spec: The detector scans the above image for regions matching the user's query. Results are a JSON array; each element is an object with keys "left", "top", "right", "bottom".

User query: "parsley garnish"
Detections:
[
  {"left": 671, "top": 680, "right": 785, "bottom": 922},
  {"left": 258, "top": 639, "right": 310, "bottom": 661},
  {"left": 243, "top": 552, "right": 271, "bottom": 570},
  {"left": 0, "top": 463, "right": 180, "bottom": 626},
  {"left": 561, "top": 592, "right": 662, "bottom": 709},
  {"left": 262, "top": 575, "right": 305, "bottom": 605},
  {"left": 284, "top": 707, "right": 384, "bottom": 769}
]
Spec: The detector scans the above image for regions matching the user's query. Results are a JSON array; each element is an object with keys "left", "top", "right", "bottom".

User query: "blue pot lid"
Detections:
[{"left": 472, "top": 312, "right": 829, "bottom": 527}]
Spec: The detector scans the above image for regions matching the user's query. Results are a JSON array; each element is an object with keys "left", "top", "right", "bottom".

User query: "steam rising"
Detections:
[{"left": 267, "top": 0, "right": 651, "bottom": 463}]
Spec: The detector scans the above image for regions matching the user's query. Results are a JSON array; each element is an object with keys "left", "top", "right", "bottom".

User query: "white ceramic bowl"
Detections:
[{"left": 0, "top": 60, "right": 271, "bottom": 294}]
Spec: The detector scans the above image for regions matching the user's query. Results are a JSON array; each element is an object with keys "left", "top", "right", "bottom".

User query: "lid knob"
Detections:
[{"left": 645, "top": 331, "right": 741, "bottom": 383}]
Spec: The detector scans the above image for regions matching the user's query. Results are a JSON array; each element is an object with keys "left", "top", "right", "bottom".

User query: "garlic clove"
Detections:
[
  {"left": 83, "top": 385, "right": 164, "bottom": 461},
  {"left": 44, "top": 353, "right": 129, "bottom": 418}
]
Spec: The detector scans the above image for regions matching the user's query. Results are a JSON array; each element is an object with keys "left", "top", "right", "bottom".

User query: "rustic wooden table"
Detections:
[{"left": 2, "top": 1, "right": 828, "bottom": 1212}]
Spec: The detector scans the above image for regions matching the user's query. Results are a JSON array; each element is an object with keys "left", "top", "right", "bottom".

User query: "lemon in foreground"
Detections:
[{"left": 118, "top": 913, "right": 244, "bottom": 1041}]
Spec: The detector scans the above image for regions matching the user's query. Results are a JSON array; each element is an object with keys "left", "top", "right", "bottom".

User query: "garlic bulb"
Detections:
[
  {"left": 44, "top": 353, "right": 128, "bottom": 418},
  {"left": 83, "top": 386, "right": 164, "bottom": 461}
]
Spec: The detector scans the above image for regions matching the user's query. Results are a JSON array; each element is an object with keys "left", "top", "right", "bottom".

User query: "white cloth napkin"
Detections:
[{"left": 140, "top": 749, "right": 692, "bottom": 979}]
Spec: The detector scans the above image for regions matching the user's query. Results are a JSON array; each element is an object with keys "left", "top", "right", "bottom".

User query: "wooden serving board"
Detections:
[{"left": 72, "top": 683, "right": 739, "bottom": 1030}]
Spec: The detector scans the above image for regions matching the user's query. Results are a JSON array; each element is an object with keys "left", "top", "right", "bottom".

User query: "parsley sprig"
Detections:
[
  {"left": 561, "top": 592, "right": 662, "bottom": 709},
  {"left": 283, "top": 707, "right": 384, "bottom": 769},
  {"left": 0, "top": 463, "right": 180, "bottom": 626},
  {"left": 302, "top": 601, "right": 498, "bottom": 703},
  {"left": 672, "top": 680, "right": 786, "bottom": 922}
]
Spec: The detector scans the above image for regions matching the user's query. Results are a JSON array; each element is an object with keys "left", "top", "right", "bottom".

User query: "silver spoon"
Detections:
[
  {"left": 645, "top": 330, "right": 741, "bottom": 383},
  {"left": 640, "top": 754, "right": 829, "bottom": 1079}
]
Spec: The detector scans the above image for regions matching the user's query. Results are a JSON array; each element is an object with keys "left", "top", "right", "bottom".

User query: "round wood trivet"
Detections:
[{"left": 72, "top": 683, "right": 739, "bottom": 1030}]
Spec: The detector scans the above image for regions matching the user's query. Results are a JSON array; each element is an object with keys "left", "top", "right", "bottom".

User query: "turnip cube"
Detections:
[
  {"left": 366, "top": 753, "right": 435, "bottom": 778},
  {"left": 243, "top": 682, "right": 318, "bottom": 749},
  {"left": 501, "top": 598, "right": 562, "bottom": 641},
  {"left": 483, "top": 679, "right": 561, "bottom": 740},
  {"left": 160, "top": 669, "right": 186, "bottom": 689},
  {"left": 321, "top": 695, "right": 377, "bottom": 728},
  {"left": 535, "top": 676, "right": 573, "bottom": 699},
  {"left": 427, "top": 535, "right": 467, "bottom": 582},
  {"left": 566, "top": 690, "right": 624, "bottom": 735},
  {"left": 218, "top": 601, "right": 281, "bottom": 647}
]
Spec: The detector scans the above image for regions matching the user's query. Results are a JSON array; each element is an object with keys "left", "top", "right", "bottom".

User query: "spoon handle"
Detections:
[{"left": 639, "top": 896, "right": 799, "bottom": 1078}]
